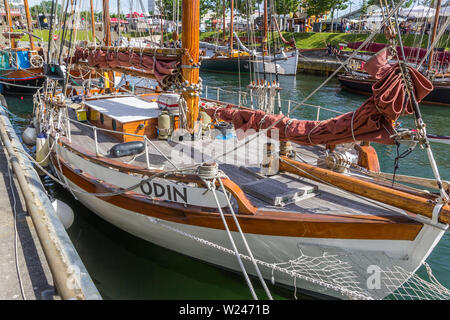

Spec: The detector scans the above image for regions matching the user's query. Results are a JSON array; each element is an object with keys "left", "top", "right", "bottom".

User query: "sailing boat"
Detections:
[
  {"left": 200, "top": 0, "right": 298, "bottom": 75},
  {"left": 338, "top": 2, "right": 450, "bottom": 106},
  {"left": 32, "top": 0, "right": 449, "bottom": 300},
  {"left": 338, "top": 42, "right": 450, "bottom": 106},
  {"left": 0, "top": 0, "right": 46, "bottom": 94}
]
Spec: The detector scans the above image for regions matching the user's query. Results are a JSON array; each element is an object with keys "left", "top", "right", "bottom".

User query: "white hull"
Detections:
[
  {"left": 52, "top": 144, "right": 446, "bottom": 299},
  {"left": 254, "top": 50, "right": 299, "bottom": 76}
]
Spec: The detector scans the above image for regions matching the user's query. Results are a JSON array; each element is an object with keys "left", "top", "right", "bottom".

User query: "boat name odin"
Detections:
[{"left": 140, "top": 181, "right": 188, "bottom": 203}]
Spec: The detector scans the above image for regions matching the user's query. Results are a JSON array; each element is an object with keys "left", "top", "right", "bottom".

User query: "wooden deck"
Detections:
[{"left": 65, "top": 104, "right": 411, "bottom": 219}]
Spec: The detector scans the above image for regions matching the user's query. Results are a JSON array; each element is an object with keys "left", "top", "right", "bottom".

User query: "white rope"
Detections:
[
  {"left": 6, "top": 153, "right": 26, "bottom": 300},
  {"left": 209, "top": 178, "right": 259, "bottom": 300},
  {"left": 217, "top": 177, "right": 273, "bottom": 300}
]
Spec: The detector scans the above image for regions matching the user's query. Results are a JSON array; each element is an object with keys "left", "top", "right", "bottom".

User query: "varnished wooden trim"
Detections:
[
  {"left": 280, "top": 156, "right": 450, "bottom": 225},
  {"left": 52, "top": 152, "right": 423, "bottom": 240},
  {"left": 54, "top": 135, "right": 256, "bottom": 214}
]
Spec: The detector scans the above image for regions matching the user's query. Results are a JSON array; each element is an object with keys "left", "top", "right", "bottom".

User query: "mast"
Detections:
[
  {"left": 181, "top": 0, "right": 200, "bottom": 132},
  {"left": 102, "top": 0, "right": 111, "bottom": 46},
  {"left": 102, "top": 0, "right": 114, "bottom": 89},
  {"left": 3, "top": 0, "right": 16, "bottom": 49},
  {"left": 23, "top": 0, "right": 35, "bottom": 51},
  {"left": 229, "top": 0, "right": 234, "bottom": 51},
  {"left": 117, "top": 0, "right": 121, "bottom": 45},
  {"left": 160, "top": 0, "right": 164, "bottom": 47},
  {"left": 427, "top": 0, "right": 441, "bottom": 73},
  {"left": 90, "top": 0, "right": 96, "bottom": 42},
  {"left": 222, "top": 0, "right": 226, "bottom": 42},
  {"left": 263, "top": 0, "right": 268, "bottom": 55}
]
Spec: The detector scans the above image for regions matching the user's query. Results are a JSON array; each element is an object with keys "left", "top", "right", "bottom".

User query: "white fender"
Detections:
[
  {"left": 22, "top": 126, "right": 37, "bottom": 145},
  {"left": 52, "top": 199, "right": 75, "bottom": 229},
  {"left": 36, "top": 132, "right": 49, "bottom": 167}
]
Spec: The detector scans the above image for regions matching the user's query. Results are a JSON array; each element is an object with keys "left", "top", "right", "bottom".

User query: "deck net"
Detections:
[
  {"left": 273, "top": 249, "right": 450, "bottom": 300},
  {"left": 150, "top": 217, "right": 450, "bottom": 300}
]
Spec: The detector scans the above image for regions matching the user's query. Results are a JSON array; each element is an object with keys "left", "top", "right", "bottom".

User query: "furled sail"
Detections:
[
  {"left": 204, "top": 50, "right": 433, "bottom": 145},
  {"left": 66, "top": 47, "right": 181, "bottom": 86}
]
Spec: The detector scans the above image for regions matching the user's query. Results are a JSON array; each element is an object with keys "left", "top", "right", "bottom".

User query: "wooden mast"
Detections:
[
  {"left": 222, "top": 0, "right": 226, "bottom": 42},
  {"left": 89, "top": 0, "right": 96, "bottom": 42},
  {"left": 229, "top": 0, "right": 234, "bottom": 51},
  {"left": 428, "top": 0, "right": 441, "bottom": 73},
  {"left": 102, "top": 0, "right": 114, "bottom": 89},
  {"left": 3, "top": 0, "right": 16, "bottom": 49},
  {"left": 182, "top": 0, "right": 200, "bottom": 132},
  {"left": 263, "top": 0, "right": 268, "bottom": 55},
  {"left": 117, "top": 0, "right": 121, "bottom": 45},
  {"left": 160, "top": 0, "right": 164, "bottom": 47},
  {"left": 23, "top": 0, "right": 35, "bottom": 51},
  {"left": 102, "top": 0, "right": 111, "bottom": 46}
]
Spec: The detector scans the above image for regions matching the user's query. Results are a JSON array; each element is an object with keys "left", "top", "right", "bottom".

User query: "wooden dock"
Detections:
[{"left": 0, "top": 101, "right": 101, "bottom": 300}]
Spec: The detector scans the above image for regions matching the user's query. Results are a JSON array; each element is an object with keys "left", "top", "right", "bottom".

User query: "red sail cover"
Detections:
[
  {"left": 205, "top": 51, "right": 433, "bottom": 145},
  {"left": 66, "top": 47, "right": 180, "bottom": 85},
  {"left": 347, "top": 42, "right": 450, "bottom": 65}
]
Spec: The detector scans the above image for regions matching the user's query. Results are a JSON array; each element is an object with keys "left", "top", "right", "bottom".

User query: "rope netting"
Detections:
[
  {"left": 272, "top": 249, "right": 450, "bottom": 300},
  {"left": 149, "top": 216, "right": 450, "bottom": 300}
]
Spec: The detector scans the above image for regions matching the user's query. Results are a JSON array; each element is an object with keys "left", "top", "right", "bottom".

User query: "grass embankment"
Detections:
[
  {"left": 18, "top": 29, "right": 93, "bottom": 43},
  {"left": 200, "top": 31, "right": 450, "bottom": 50},
  {"left": 17, "top": 29, "right": 449, "bottom": 50}
]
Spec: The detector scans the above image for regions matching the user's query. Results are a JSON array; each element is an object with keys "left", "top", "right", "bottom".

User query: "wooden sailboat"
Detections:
[
  {"left": 200, "top": 0, "right": 298, "bottom": 76},
  {"left": 0, "top": 0, "right": 45, "bottom": 94},
  {"left": 338, "top": 1, "right": 450, "bottom": 106},
  {"left": 338, "top": 71, "right": 450, "bottom": 106},
  {"left": 33, "top": 0, "right": 449, "bottom": 300}
]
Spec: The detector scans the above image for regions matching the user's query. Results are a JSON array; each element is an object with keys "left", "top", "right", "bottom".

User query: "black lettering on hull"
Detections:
[
  {"left": 173, "top": 187, "right": 188, "bottom": 203},
  {"left": 140, "top": 181, "right": 188, "bottom": 204}
]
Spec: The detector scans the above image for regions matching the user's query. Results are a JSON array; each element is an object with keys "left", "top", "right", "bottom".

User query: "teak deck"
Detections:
[{"left": 66, "top": 106, "right": 412, "bottom": 219}]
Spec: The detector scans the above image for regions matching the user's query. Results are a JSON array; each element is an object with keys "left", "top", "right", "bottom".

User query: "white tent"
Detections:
[
  {"left": 440, "top": 6, "right": 450, "bottom": 16},
  {"left": 399, "top": 5, "right": 436, "bottom": 18}
]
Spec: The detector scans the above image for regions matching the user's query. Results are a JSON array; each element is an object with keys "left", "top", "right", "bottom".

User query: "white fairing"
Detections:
[{"left": 53, "top": 144, "right": 446, "bottom": 299}]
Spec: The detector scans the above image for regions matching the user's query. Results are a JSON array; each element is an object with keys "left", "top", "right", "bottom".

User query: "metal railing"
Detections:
[
  {"left": 201, "top": 85, "right": 347, "bottom": 120},
  {"left": 55, "top": 114, "right": 179, "bottom": 170}
]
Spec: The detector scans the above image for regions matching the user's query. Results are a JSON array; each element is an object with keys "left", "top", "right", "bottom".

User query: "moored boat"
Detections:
[
  {"left": 0, "top": 0, "right": 45, "bottom": 95},
  {"left": 338, "top": 72, "right": 450, "bottom": 106},
  {"left": 200, "top": 0, "right": 298, "bottom": 76}
]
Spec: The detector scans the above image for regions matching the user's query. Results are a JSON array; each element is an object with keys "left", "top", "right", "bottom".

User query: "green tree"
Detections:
[
  {"left": 274, "top": 0, "right": 299, "bottom": 15},
  {"left": 274, "top": 0, "right": 299, "bottom": 31},
  {"left": 301, "top": 0, "right": 348, "bottom": 31},
  {"left": 367, "top": 0, "right": 413, "bottom": 7},
  {"left": 30, "top": 1, "right": 62, "bottom": 19},
  {"left": 361, "top": 0, "right": 368, "bottom": 14},
  {"left": 157, "top": 0, "right": 217, "bottom": 19}
]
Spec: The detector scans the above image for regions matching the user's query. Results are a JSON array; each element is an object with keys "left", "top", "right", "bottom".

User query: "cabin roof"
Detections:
[{"left": 85, "top": 96, "right": 161, "bottom": 123}]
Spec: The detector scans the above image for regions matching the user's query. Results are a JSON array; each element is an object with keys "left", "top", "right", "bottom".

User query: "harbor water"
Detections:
[{"left": 5, "top": 71, "right": 449, "bottom": 299}]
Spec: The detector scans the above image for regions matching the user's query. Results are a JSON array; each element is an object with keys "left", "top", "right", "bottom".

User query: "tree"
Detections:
[
  {"left": 30, "top": 1, "right": 62, "bottom": 19},
  {"left": 361, "top": 0, "right": 368, "bottom": 15},
  {"left": 329, "top": 0, "right": 348, "bottom": 31},
  {"left": 301, "top": 0, "right": 348, "bottom": 31},
  {"left": 274, "top": 0, "right": 299, "bottom": 31},
  {"left": 274, "top": 0, "right": 299, "bottom": 16},
  {"left": 157, "top": 0, "right": 217, "bottom": 20},
  {"left": 367, "top": 0, "right": 413, "bottom": 7}
]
